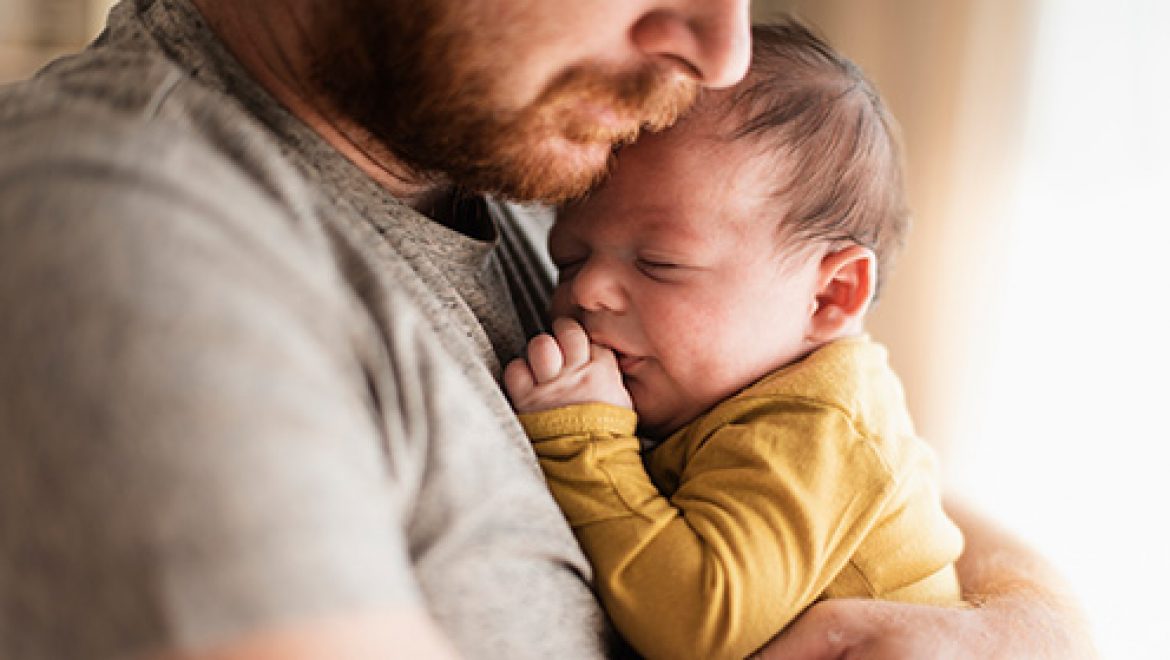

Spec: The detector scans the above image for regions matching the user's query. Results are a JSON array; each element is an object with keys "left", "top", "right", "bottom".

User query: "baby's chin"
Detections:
[
  {"left": 629, "top": 391, "right": 703, "bottom": 440},
  {"left": 625, "top": 360, "right": 726, "bottom": 439}
]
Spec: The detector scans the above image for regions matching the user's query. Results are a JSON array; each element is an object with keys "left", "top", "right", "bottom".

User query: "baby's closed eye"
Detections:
[{"left": 635, "top": 256, "right": 695, "bottom": 283}]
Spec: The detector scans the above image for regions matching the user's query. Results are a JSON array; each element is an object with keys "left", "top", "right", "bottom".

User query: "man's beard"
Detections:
[{"left": 312, "top": 0, "right": 698, "bottom": 203}]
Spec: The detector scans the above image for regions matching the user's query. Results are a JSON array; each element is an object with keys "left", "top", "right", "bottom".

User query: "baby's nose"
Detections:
[{"left": 569, "top": 259, "right": 627, "bottom": 314}]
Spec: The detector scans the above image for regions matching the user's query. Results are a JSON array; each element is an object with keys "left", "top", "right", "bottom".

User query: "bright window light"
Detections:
[{"left": 949, "top": 1, "right": 1170, "bottom": 657}]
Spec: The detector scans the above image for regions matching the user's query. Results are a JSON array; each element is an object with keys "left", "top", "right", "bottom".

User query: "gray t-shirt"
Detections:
[{"left": 0, "top": 0, "right": 611, "bottom": 657}]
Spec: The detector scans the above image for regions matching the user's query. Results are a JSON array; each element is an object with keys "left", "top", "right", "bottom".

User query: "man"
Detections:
[{"left": 0, "top": 0, "right": 1091, "bottom": 658}]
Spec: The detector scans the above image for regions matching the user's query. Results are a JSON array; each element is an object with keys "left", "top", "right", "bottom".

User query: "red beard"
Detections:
[{"left": 312, "top": 0, "right": 698, "bottom": 202}]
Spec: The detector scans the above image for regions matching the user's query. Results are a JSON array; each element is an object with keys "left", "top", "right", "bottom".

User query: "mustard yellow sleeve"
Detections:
[
  {"left": 523, "top": 401, "right": 903, "bottom": 660},
  {"left": 518, "top": 403, "right": 651, "bottom": 530}
]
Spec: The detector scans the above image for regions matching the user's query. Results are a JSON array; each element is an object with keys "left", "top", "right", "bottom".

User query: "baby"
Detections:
[{"left": 504, "top": 20, "right": 964, "bottom": 660}]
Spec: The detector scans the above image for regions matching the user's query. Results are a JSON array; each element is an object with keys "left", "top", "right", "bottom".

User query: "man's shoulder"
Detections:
[
  {"left": 2, "top": 41, "right": 181, "bottom": 118},
  {"left": 1, "top": 41, "right": 309, "bottom": 218},
  {"left": 0, "top": 44, "right": 347, "bottom": 365}
]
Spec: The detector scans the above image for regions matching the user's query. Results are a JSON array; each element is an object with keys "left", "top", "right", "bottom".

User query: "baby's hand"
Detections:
[{"left": 504, "top": 317, "right": 633, "bottom": 414}]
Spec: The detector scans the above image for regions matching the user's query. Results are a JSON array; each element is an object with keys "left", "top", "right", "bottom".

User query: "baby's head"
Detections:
[{"left": 549, "top": 19, "right": 909, "bottom": 436}]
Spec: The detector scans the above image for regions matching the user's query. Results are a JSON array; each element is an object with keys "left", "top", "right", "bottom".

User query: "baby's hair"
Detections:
[{"left": 705, "top": 19, "right": 910, "bottom": 299}]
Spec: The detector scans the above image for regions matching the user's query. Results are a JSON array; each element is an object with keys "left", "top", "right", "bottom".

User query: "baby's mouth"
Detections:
[{"left": 615, "top": 351, "right": 645, "bottom": 374}]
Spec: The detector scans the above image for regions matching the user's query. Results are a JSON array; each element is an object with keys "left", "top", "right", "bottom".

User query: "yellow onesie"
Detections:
[{"left": 519, "top": 336, "right": 964, "bottom": 660}]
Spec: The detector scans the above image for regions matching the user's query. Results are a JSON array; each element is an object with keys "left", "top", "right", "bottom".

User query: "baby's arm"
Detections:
[{"left": 504, "top": 320, "right": 913, "bottom": 660}]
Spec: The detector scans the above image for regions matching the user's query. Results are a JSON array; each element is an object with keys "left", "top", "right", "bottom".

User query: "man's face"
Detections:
[
  {"left": 312, "top": 0, "right": 750, "bottom": 203},
  {"left": 549, "top": 110, "right": 825, "bottom": 436}
]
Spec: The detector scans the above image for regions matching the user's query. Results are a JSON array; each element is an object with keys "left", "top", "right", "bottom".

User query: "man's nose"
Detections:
[{"left": 630, "top": 0, "right": 752, "bottom": 89}]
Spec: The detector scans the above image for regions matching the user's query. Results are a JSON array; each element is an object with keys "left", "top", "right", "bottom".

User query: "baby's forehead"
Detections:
[
  {"left": 666, "top": 102, "right": 792, "bottom": 169},
  {"left": 560, "top": 192, "right": 788, "bottom": 255},
  {"left": 554, "top": 105, "right": 794, "bottom": 238}
]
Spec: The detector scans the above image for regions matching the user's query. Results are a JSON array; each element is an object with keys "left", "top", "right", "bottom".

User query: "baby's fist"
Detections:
[{"left": 504, "top": 318, "right": 633, "bottom": 414}]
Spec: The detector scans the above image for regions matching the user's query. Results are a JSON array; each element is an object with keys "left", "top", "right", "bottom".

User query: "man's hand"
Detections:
[
  {"left": 504, "top": 317, "right": 633, "bottom": 414},
  {"left": 752, "top": 598, "right": 982, "bottom": 660},
  {"left": 156, "top": 609, "right": 459, "bottom": 660},
  {"left": 753, "top": 497, "right": 1097, "bottom": 659}
]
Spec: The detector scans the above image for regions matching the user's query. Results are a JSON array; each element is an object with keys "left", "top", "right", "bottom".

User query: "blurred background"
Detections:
[
  {"left": 2, "top": 0, "right": 1168, "bottom": 657},
  {"left": 0, "top": 0, "right": 111, "bottom": 81},
  {"left": 750, "top": 2, "right": 1169, "bottom": 659}
]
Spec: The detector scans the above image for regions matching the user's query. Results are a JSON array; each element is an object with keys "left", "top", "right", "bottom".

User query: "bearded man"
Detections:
[{"left": 0, "top": 1, "right": 1091, "bottom": 659}]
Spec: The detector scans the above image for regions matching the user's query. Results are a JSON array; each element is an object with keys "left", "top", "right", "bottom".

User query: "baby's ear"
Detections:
[{"left": 807, "top": 245, "right": 876, "bottom": 343}]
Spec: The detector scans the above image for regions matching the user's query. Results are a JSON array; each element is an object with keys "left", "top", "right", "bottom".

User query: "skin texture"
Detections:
[{"left": 178, "top": 1, "right": 1092, "bottom": 658}]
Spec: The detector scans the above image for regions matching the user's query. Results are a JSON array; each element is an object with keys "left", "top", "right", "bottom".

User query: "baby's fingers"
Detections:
[
  {"left": 551, "top": 317, "right": 591, "bottom": 368},
  {"left": 589, "top": 341, "right": 619, "bottom": 368},
  {"left": 526, "top": 333, "right": 565, "bottom": 383},
  {"left": 503, "top": 358, "right": 535, "bottom": 399}
]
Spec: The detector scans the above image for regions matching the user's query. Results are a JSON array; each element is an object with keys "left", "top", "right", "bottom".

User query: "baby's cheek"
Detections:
[
  {"left": 659, "top": 327, "right": 740, "bottom": 401},
  {"left": 648, "top": 327, "right": 707, "bottom": 388}
]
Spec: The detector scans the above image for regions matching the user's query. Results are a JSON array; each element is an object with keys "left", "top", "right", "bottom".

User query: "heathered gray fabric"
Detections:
[{"left": 0, "top": 0, "right": 611, "bottom": 658}]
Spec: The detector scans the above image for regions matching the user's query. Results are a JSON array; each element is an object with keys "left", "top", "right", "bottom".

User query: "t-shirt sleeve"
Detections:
[{"left": 0, "top": 119, "right": 422, "bottom": 657}]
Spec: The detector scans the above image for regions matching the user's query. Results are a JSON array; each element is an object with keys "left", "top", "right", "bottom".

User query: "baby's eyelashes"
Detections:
[
  {"left": 635, "top": 257, "right": 681, "bottom": 270},
  {"left": 634, "top": 257, "right": 691, "bottom": 283}
]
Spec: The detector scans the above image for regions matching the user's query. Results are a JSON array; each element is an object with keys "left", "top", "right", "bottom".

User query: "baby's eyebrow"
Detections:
[{"left": 636, "top": 214, "right": 708, "bottom": 246}]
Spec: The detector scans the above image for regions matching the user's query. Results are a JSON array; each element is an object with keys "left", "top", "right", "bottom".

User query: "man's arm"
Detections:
[
  {"left": 157, "top": 610, "right": 458, "bottom": 660},
  {"left": 754, "top": 495, "right": 1096, "bottom": 659}
]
